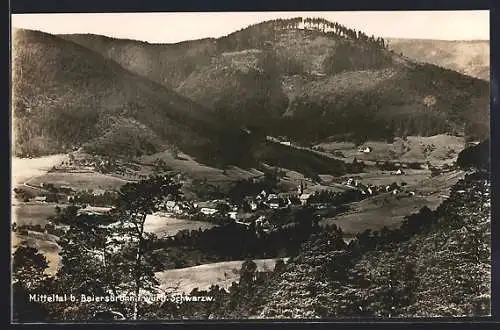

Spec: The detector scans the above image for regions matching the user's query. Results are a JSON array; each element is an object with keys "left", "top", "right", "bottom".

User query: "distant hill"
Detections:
[
  {"left": 12, "top": 28, "right": 347, "bottom": 175},
  {"left": 12, "top": 28, "right": 236, "bottom": 163},
  {"left": 387, "top": 38, "right": 489, "bottom": 81},
  {"left": 60, "top": 18, "right": 490, "bottom": 144}
]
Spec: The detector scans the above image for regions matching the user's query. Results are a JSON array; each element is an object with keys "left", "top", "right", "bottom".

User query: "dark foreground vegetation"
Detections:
[{"left": 12, "top": 161, "right": 490, "bottom": 320}]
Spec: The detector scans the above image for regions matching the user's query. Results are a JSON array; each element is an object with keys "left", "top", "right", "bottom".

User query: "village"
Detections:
[{"left": 13, "top": 149, "right": 431, "bottom": 237}]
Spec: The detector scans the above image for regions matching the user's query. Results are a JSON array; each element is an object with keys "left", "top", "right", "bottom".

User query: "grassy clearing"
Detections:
[
  {"left": 12, "top": 203, "right": 62, "bottom": 226},
  {"left": 155, "top": 258, "right": 288, "bottom": 293},
  {"left": 12, "top": 231, "right": 60, "bottom": 275},
  {"left": 321, "top": 170, "right": 465, "bottom": 235},
  {"left": 144, "top": 214, "right": 216, "bottom": 237},
  {"left": 316, "top": 134, "right": 464, "bottom": 165},
  {"left": 26, "top": 172, "right": 130, "bottom": 191},
  {"left": 140, "top": 150, "right": 259, "bottom": 184},
  {"left": 12, "top": 154, "right": 68, "bottom": 185},
  {"left": 338, "top": 169, "right": 431, "bottom": 186}
]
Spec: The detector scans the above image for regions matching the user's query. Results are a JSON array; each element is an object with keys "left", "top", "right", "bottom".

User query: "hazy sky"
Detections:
[{"left": 11, "top": 11, "right": 489, "bottom": 43}]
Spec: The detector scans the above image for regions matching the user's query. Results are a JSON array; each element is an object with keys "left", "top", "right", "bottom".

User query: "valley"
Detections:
[{"left": 11, "top": 14, "right": 490, "bottom": 321}]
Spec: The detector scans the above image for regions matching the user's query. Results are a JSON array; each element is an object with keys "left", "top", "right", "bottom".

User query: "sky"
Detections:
[{"left": 11, "top": 11, "right": 489, "bottom": 44}]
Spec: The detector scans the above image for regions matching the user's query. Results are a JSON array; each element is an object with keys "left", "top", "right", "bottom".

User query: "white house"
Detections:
[
  {"left": 33, "top": 196, "right": 47, "bottom": 202},
  {"left": 359, "top": 146, "right": 373, "bottom": 153},
  {"left": 299, "top": 193, "right": 311, "bottom": 205},
  {"left": 280, "top": 141, "right": 292, "bottom": 146},
  {"left": 267, "top": 194, "right": 278, "bottom": 201},
  {"left": 395, "top": 169, "right": 405, "bottom": 175},
  {"left": 165, "top": 201, "right": 177, "bottom": 212},
  {"left": 198, "top": 201, "right": 219, "bottom": 216},
  {"left": 228, "top": 211, "right": 238, "bottom": 220},
  {"left": 268, "top": 199, "right": 280, "bottom": 209},
  {"left": 249, "top": 201, "right": 258, "bottom": 211},
  {"left": 200, "top": 207, "right": 218, "bottom": 216},
  {"left": 92, "top": 189, "right": 106, "bottom": 196}
]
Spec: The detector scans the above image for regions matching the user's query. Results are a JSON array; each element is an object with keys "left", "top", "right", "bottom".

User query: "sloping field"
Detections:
[
  {"left": 12, "top": 231, "right": 60, "bottom": 275},
  {"left": 12, "top": 203, "right": 62, "bottom": 226},
  {"left": 316, "top": 134, "right": 464, "bottom": 165},
  {"left": 321, "top": 170, "right": 465, "bottom": 235},
  {"left": 12, "top": 154, "right": 68, "bottom": 186},
  {"left": 155, "top": 258, "right": 288, "bottom": 294},
  {"left": 140, "top": 150, "right": 258, "bottom": 184},
  {"left": 144, "top": 214, "right": 216, "bottom": 238},
  {"left": 26, "top": 172, "right": 130, "bottom": 191}
]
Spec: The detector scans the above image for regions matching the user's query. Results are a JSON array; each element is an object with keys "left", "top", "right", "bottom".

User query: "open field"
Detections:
[
  {"left": 12, "top": 231, "right": 61, "bottom": 275},
  {"left": 141, "top": 151, "right": 260, "bottom": 184},
  {"left": 155, "top": 258, "right": 289, "bottom": 293},
  {"left": 338, "top": 169, "right": 431, "bottom": 187},
  {"left": 315, "top": 134, "right": 464, "bottom": 165},
  {"left": 12, "top": 154, "right": 68, "bottom": 186},
  {"left": 12, "top": 203, "right": 62, "bottom": 226},
  {"left": 321, "top": 170, "right": 465, "bottom": 235},
  {"left": 26, "top": 172, "right": 131, "bottom": 191},
  {"left": 144, "top": 214, "right": 216, "bottom": 237}
]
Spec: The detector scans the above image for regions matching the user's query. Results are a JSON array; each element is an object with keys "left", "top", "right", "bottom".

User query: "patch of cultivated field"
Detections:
[
  {"left": 144, "top": 214, "right": 216, "bottom": 237},
  {"left": 12, "top": 203, "right": 62, "bottom": 226},
  {"left": 26, "top": 172, "right": 130, "bottom": 191},
  {"left": 315, "top": 134, "right": 464, "bottom": 165},
  {"left": 321, "top": 194, "right": 437, "bottom": 234},
  {"left": 339, "top": 169, "right": 431, "bottom": 186},
  {"left": 321, "top": 170, "right": 465, "bottom": 235},
  {"left": 155, "top": 258, "right": 288, "bottom": 293},
  {"left": 12, "top": 231, "right": 60, "bottom": 275},
  {"left": 140, "top": 151, "right": 259, "bottom": 184},
  {"left": 12, "top": 154, "right": 68, "bottom": 186}
]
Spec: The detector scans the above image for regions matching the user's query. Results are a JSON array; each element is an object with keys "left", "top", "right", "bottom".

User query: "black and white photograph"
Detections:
[{"left": 10, "top": 11, "right": 491, "bottom": 322}]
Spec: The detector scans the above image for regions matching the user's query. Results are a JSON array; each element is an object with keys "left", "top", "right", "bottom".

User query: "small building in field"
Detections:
[
  {"left": 92, "top": 189, "right": 106, "bottom": 196},
  {"left": 299, "top": 193, "right": 312, "bottom": 205},
  {"left": 165, "top": 200, "right": 177, "bottom": 212},
  {"left": 197, "top": 201, "right": 219, "bottom": 216},
  {"left": 359, "top": 146, "right": 373, "bottom": 153},
  {"left": 249, "top": 200, "right": 258, "bottom": 211},
  {"left": 268, "top": 199, "right": 281, "bottom": 209},
  {"left": 33, "top": 196, "right": 47, "bottom": 202}
]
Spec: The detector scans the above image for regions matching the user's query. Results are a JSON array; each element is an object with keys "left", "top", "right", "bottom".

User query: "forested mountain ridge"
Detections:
[
  {"left": 12, "top": 28, "right": 224, "bottom": 159},
  {"left": 59, "top": 17, "right": 490, "bottom": 143},
  {"left": 12, "top": 28, "right": 348, "bottom": 174}
]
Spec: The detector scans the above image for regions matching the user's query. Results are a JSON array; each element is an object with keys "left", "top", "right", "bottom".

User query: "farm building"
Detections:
[
  {"left": 358, "top": 146, "right": 373, "bottom": 153},
  {"left": 299, "top": 193, "right": 312, "bottom": 205},
  {"left": 197, "top": 201, "right": 219, "bottom": 216}
]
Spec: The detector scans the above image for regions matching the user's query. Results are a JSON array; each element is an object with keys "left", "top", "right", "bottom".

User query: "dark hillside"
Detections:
[
  {"left": 12, "top": 29, "right": 222, "bottom": 159},
  {"left": 60, "top": 18, "right": 489, "bottom": 144}
]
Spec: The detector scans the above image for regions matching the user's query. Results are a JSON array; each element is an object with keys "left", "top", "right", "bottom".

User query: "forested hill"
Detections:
[
  {"left": 60, "top": 17, "right": 490, "bottom": 144},
  {"left": 12, "top": 28, "right": 226, "bottom": 159},
  {"left": 152, "top": 168, "right": 490, "bottom": 319},
  {"left": 250, "top": 172, "right": 490, "bottom": 318}
]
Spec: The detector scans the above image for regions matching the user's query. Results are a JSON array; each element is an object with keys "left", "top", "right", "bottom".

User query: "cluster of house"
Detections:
[
  {"left": 343, "top": 177, "right": 415, "bottom": 197},
  {"left": 243, "top": 183, "right": 313, "bottom": 211}
]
